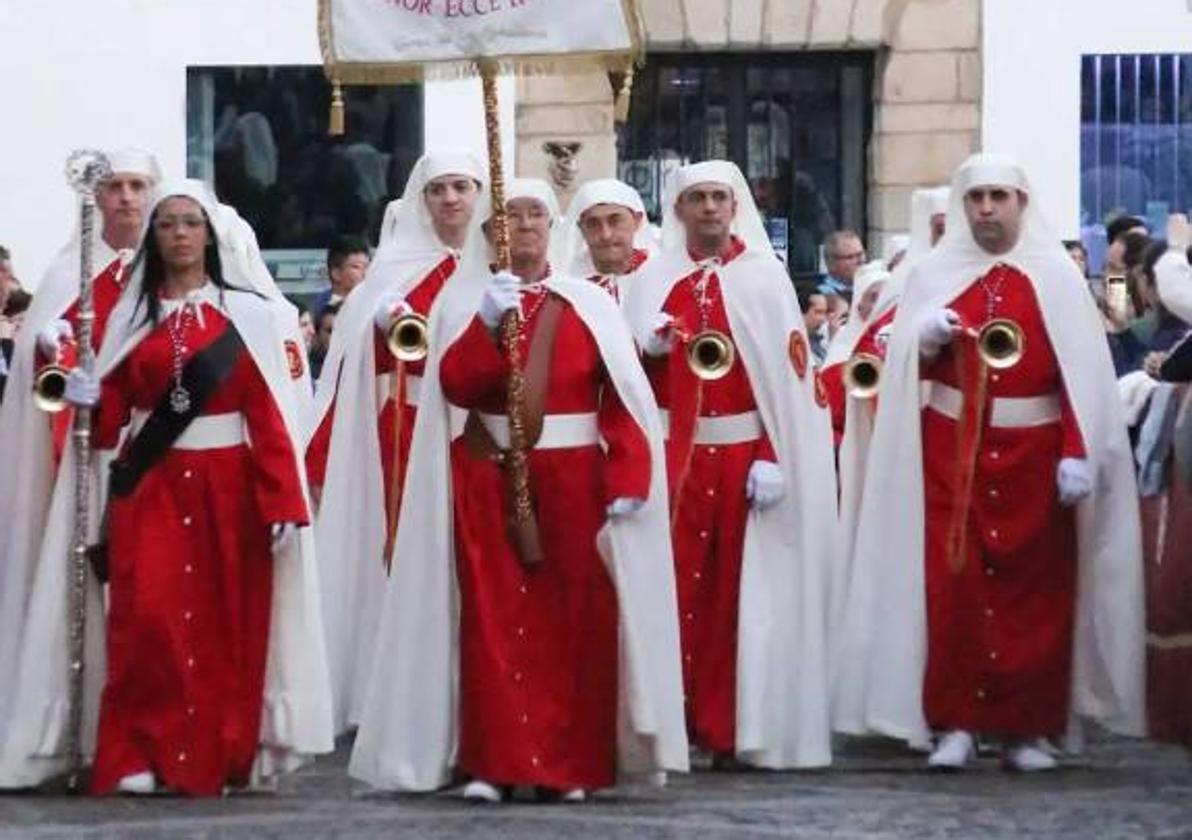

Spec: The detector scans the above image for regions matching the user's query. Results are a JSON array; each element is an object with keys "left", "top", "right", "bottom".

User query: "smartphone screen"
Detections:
[{"left": 1106, "top": 275, "right": 1128, "bottom": 320}]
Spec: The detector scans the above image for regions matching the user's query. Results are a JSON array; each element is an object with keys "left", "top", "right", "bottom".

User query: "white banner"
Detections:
[{"left": 324, "top": 0, "right": 638, "bottom": 72}]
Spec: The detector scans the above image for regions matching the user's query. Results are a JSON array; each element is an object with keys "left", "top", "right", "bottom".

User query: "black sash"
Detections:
[{"left": 109, "top": 323, "right": 245, "bottom": 499}]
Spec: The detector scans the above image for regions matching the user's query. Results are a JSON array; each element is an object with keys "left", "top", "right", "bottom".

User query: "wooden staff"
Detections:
[{"left": 480, "top": 62, "right": 543, "bottom": 567}]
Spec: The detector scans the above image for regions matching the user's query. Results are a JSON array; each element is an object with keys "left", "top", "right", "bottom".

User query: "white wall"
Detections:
[
  {"left": 0, "top": 1, "right": 514, "bottom": 288},
  {"left": 983, "top": 0, "right": 1192, "bottom": 237}
]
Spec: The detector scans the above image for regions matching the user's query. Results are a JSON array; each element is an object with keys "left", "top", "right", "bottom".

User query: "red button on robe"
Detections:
[
  {"left": 306, "top": 255, "right": 456, "bottom": 549},
  {"left": 440, "top": 288, "right": 650, "bottom": 791},
  {"left": 920, "top": 265, "right": 1085, "bottom": 739},
  {"left": 645, "top": 238, "right": 776, "bottom": 756},
  {"left": 90, "top": 302, "right": 308, "bottom": 796}
]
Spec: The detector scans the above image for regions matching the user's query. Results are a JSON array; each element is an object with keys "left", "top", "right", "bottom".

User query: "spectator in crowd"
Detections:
[
  {"left": 1105, "top": 232, "right": 1168, "bottom": 375},
  {"left": 0, "top": 245, "right": 16, "bottom": 294},
  {"left": 818, "top": 230, "right": 866, "bottom": 300},
  {"left": 1063, "top": 239, "right": 1089, "bottom": 277},
  {"left": 312, "top": 235, "right": 370, "bottom": 317},
  {"left": 310, "top": 301, "right": 340, "bottom": 380},
  {"left": 797, "top": 282, "right": 829, "bottom": 364},
  {"left": 1104, "top": 214, "right": 1148, "bottom": 277},
  {"left": 0, "top": 287, "right": 31, "bottom": 405},
  {"left": 295, "top": 301, "right": 316, "bottom": 352}
]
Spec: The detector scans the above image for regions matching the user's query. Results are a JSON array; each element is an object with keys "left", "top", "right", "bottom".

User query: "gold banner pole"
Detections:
[{"left": 480, "top": 62, "right": 543, "bottom": 568}]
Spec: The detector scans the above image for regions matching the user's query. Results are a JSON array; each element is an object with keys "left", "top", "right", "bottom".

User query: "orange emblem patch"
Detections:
[
  {"left": 285, "top": 340, "right": 305, "bottom": 380},
  {"left": 788, "top": 330, "right": 809, "bottom": 380},
  {"left": 814, "top": 371, "right": 829, "bottom": 409}
]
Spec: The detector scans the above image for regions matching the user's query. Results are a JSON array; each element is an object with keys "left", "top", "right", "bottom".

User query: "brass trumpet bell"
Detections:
[
  {"left": 687, "top": 329, "right": 736, "bottom": 381},
  {"left": 33, "top": 364, "right": 70, "bottom": 413},
  {"left": 843, "top": 352, "right": 883, "bottom": 399},
  {"left": 387, "top": 312, "right": 429, "bottom": 363},
  {"left": 976, "top": 318, "right": 1025, "bottom": 370}
]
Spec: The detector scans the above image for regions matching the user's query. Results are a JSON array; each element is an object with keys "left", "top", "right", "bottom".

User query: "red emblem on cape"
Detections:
[
  {"left": 788, "top": 330, "right": 809, "bottom": 380},
  {"left": 285, "top": 340, "right": 305, "bottom": 380},
  {"left": 814, "top": 370, "right": 829, "bottom": 408}
]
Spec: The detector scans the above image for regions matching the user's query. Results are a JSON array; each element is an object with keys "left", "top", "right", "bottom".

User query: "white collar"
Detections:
[{"left": 160, "top": 280, "right": 222, "bottom": 328}]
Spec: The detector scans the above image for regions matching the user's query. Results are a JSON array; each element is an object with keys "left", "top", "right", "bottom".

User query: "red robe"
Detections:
[
  {"left": 439, "top": 287, "right": 650, "bottom": 791},
  {"left": 645, "top": 238, "right": 777, "bottom": 755},
  {"left": 39, "top": 257, "right": 130, "bottom": 465},
  {"left": 90, "top": 302, "right": 308, "bottom": 795},
  {"left": 306, "top": 255, "right": 456, "bottom": 549},
  {"left": 920, "top": 265, "right": 1085, "bottom": 739}
]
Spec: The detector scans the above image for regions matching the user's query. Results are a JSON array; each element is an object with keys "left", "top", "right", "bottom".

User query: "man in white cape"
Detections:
[
  {"left": 0, "top": 179, "right": 333, "bottom": 789},
  {"left": 0, "top": 148, "right": 160, "bottom": 750},
  {"left": 303, "top": 150, "right": 486, "bottom": 733},
  {"left": 349, "top": 178, "right": 687, "bottom": 801},
  {"left": 560, "top": 178, "right": 653, "bottom": 303},
  {"left": 625, "top": 160, "right": 837, "bottom": 770},
  {"left": 832, "top": 153, "right": 1144, "bottom": 772}
]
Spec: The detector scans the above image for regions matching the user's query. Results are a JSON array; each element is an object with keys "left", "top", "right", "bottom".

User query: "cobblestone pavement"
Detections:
[{"left": 0, "top": 733, "right": 1189, "bottom": 839}]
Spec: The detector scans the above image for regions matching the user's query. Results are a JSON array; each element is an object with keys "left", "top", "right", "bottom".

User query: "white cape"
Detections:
[
  {"left": 304, "top": 241, "right": 458, "bottom": 734},
  {"left": 348, "top": 273, "right": 689, "bottom": 791},
  {"left": 0, "top": 231, "right": 116, "bottom": 750},
  {"left": 626, "top": 246, "right": 838, "bottom": 768}
]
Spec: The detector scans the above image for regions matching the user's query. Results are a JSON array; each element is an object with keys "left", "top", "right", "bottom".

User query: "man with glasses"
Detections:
[{"left": 819, "top": 230, "right": 867, "bottom": 301}]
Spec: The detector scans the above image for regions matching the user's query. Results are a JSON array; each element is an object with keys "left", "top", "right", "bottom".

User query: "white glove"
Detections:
[
  {"left": 745, "top": 461, "right": 785, "bottom": 510},
  {"left": 606, "top": 497, "right": 646, "bottom": 519},
  {"left": 37, "top": 318, "right": 73, "bottom": 358},
  {"left": 642, "top": 313, "right": 678, "bottom": 358},
  {"left": 270, "top": 522, "right": 299, "bottom": 551},
  {"left": 63, "top": 369, "right": 99, "bottom": 408},
  {"left": 1167, "top": 213, "right": 1192, "bottom": 253},
  {"left": 373, "top": 290, "right": 412, "bottom": 332},
  {"left": 918, "top": 308, "right": 961, "bottom": 358},
  {"left": 479, "top": 270, "right": 521, "bottom": 329},
  {"left": 1056, "top": 458, "right": 1093, "bottom": 507}
]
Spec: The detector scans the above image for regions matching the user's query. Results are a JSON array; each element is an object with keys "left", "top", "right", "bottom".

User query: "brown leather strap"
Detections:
[{"left": 521, "top": 293, "right": 565, "bottom": 447}]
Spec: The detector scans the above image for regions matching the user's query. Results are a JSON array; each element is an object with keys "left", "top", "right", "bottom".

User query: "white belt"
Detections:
[
  {"left": 660, "top": 409, "right": 763, "bottom": 446},
  {"left": 480, "top": 412, "right": 600, "bottom": 450},
  {"left": 375, "top": 373, "right": 422, "bottom": 409},
  {"left": 922, "top": 382, "right": 1061, "bottom": 428},
  {"left": 129, "top": 410, "right": 247, "bottom": 450}
]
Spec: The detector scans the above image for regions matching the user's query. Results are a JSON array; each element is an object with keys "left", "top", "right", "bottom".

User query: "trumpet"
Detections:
[
  {"left": 33, "top": 364, "right": 70, "bottom": 413},
  {"left": 386, "top": 312, "right": 429, "bottom": 363},
  {"left": 971, "top": 318, "right": 1025, "bottom": 370},
  {"left": 843, "top": 352, "right": 883, "bottom": 399},
  {"left": 686, "top": 329, "right": 736, "bottom": 381}
]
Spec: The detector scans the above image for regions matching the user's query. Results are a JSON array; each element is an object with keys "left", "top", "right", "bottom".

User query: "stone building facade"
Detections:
[{"left": 515, "top": 0, "right": 982, "bottom": 254}]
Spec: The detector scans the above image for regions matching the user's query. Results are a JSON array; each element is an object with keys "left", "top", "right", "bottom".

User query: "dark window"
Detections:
[
  {"left": 1080, "top": 54, "right": 1192, "bottom": 272},
  {"left": 618, "top": 51, "right": 873, "bottom": 280},
  {"left": 186, "top": 66, "right": 422, "bottom": 289}
]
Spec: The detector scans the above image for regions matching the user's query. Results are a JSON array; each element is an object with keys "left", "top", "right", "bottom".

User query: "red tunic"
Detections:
[
  {"left": 306, "top": 256, "right": 456, "bottom": 550},
  {"left": 440, "top": 288, "right": 650, "bottom": 791},
  {"left": 920, "top": 265, "right": 1085, "bottom": 739},
  {"left": 90, "top": 302, "right": 308, "bottom": 796},
  {"left": 41, "top": 257, "right": 130, "bottom": 465},
  {"left": 645, "top": 238, "right": 777, "bottom": 755}
]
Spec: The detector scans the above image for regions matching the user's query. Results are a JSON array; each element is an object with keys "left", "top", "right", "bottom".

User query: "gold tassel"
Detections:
[
  {"left": 614, "top": 66, "right": 635, "bottom": 124},
  {"left": 329, "top": 80, "right": 345, "bottom": 136}
]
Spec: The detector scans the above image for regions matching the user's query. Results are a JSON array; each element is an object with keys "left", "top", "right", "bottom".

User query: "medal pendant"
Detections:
[{"left": 169, "top": 386, "right": 192, "bottom": 415}]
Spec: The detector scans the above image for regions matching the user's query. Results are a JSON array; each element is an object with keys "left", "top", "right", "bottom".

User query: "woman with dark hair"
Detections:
[{"left": 14, "top": 181, "right": 334, "bottom": 796}]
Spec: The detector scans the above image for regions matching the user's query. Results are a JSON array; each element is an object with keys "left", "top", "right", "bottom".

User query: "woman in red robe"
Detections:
[{"left": 69, "top": 187, "right": 310, "bottom": 796}]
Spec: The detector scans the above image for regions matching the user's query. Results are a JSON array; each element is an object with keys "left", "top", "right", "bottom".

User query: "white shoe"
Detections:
[
  {"left": 116, "top": 771, "right": 157, "bottom": 795},
  {"left": 927, "top": 730, "right": 976, "bottom": 770},
  {"left": 462, "top": 780, "right": 503, "bottom": 803},
  {"left": 561, "top": 789, "right": 587, "bottom": 803},
  {"left": 1003, "top": 740, "right": 1059, "bottom": 773}
]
